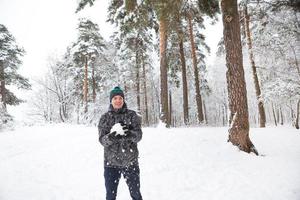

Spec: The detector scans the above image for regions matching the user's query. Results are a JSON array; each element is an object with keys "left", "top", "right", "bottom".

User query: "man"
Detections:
[{"left": 98, "top": 86, "right": 143, "bottom": 200}]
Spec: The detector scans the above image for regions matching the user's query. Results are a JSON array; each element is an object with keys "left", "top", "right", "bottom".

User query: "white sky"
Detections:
[
  {"left": 0, "top": 0, "right": 114, "bottom": 78},
  {"left": 0, "top": 0, "right": 222, "bottom": 79}
]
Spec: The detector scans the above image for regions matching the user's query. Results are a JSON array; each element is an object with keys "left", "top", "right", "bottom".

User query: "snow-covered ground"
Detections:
[{"left": 0, "top": 124, "right": 299, "bottom": 200}]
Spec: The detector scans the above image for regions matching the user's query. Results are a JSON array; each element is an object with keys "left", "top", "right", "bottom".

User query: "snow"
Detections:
[
  {"left": 0, "top": 124, "right": 299, "bottom": 200},
  {"left": 110, "top": 123, "right": 125, "bottom": 136}
]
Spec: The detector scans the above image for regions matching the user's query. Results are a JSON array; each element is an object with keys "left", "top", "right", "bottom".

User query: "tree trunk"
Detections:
[
  {"left": 295, "top": 100, "right": 300, "bottom": 129},
  {"left": 291, "top": 46, "right": 300, "bottom": 78},
  {"left": 222, "top": 104, "right": 226, "bottom": 126},
  {"left": 77, "top": 103, "right": 80, "bottom": 124},
  {"left": 92, "top": 62, "right": 96, "bottom": 103},
  {"left": 290, "top": 101, "right": 295, "bottom": 120},
  {"left": 177, "top": 18, "right": 189, "bottom": 125},
  {"left": 136, "top": 47, "right": 141, "bottom": 113},
  {"left": 221, "top": 0, "right": 258, "bottom": 155},
  {"left": 272, "top": 102, "right": 277, "bottom": 126},
  {"left": 244, "top": 6, "right": 266, "bottom": 128},
  {"left": 59, "top": 107, "right": 65, "bottom": 122},
  {"left": 159, "top": 17, "right": 170, "bottom": 127},
  {"left": 239, "top": 10, "right": 247, "bottom": 38},
  {"left": 203, "top": 100, "right": 208, "bottom": 124},
  {"left": 142, "top": 52, "right": 149, "bottom": 126},
  {"left": 83, "top": 56, "right": 88, "bottom": 113},
  {"left": 124, "top": 80, "right": 128, "bottom": 94},
  {"left": 169, "top": 91, "right": 172, "bottom": 127},
  {"left": 223, "top": 89, "right": 228, "bottom": 125},
  {"left": 280, "top": 106, "right": 284, "bottom": 125},
  {"left": 276, "top": 105, "right": 281, "bottom": 125},
  {"left": 151, "top": 89, "right": 156, "bottom": 125},
  {"left": 62, "top": 76, "right": 68, "bottom": 120},
  {"left": 179, "top": 39, "right": 189, "bottom": 125},
  {"left": 187, "top": 13, "right": 204, "bottom": 124},
  {"left": 0, "top": 61, "right": 6, "bottom": 108}
]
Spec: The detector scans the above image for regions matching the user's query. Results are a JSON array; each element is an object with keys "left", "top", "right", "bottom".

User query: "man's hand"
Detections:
[
  {"left": 119, "top": 121, "right": 133, "bottom": 135},
  {"left": 108, "top": 131, "right": 122, "bottom": 141}
]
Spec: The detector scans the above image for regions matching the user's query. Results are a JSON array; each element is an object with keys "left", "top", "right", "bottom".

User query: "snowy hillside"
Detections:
[{"left": 0, "top": 125, "right": 299, "bottom": 200}]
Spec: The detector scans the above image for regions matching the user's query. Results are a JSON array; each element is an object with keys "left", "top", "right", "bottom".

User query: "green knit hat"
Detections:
[{"left": 109, "top": 86, "right": 124, "bottom": 102}]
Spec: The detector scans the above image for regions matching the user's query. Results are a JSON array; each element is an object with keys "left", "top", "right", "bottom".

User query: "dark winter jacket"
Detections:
[{"left": 98, "top": 103, "right": 142, "bottom": 168}]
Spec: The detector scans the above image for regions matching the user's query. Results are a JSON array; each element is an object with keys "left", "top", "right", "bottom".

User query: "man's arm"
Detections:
[
  {"left": 125, "top": 112, "right": 143, "bottom": 143},
  {"left": 98, "top": 113, "right": 115, "bottom": 147}
]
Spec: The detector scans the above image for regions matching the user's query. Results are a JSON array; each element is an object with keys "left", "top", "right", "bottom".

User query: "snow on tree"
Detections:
[
  {"left": 248, "top": 2, "right": 300, "bottom": 127},
  {"left": 0, "top": 24, "right": 30, "bottom": 130},
  {"left": 71, "top": 18, "right": 106, "bottom": 113}
]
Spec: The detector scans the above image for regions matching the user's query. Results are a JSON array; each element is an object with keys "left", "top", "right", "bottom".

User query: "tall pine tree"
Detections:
[
  {"left": 220, "top": 0, "right": 258, "bottom": 155},
  {"left": 0, "top": 24, "right": 31, "bottom": 129},
  {"left": 71, "top": 18, "right": 106, "bottom": 113}
]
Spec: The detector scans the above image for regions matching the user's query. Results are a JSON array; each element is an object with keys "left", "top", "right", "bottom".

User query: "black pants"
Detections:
[{"left": 104, "top": 165, "right": 143, "bottom": 200}]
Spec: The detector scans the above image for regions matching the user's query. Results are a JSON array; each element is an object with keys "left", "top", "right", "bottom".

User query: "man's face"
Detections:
[{"left": 111, "top": 95, "right": 124, "bottom": 109}]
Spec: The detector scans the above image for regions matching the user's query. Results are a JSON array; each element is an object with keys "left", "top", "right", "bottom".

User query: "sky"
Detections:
[
  {"left": 0, "top": 0, "right": 223, "bottom": 79},
  {"left": 0, "top": 0, "right": 114, "bottom": 78}
]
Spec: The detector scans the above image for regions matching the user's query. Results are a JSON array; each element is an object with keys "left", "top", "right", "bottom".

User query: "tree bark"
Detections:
[
  {"left": 159, "top": 17, "right": 170, "bottom": 127},
  {"left": 83, "top": 56, "right": 88, "bottom": 113},
  {"left": 221, "top": 0, "right": 258, "bottom": 155},
  {"left": 187, "top": 13, "right": 204, "bottom": 124},
  {"left": 223, "top": 89, "right": 228, "bottom": 125},
  {"left": 244, "top": 6, "right": 266, "bottom": 128}
]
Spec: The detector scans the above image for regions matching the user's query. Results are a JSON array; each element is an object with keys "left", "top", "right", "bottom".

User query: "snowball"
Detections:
[{"left": 110, "top": 123, "right": 125, "bottom": 136}]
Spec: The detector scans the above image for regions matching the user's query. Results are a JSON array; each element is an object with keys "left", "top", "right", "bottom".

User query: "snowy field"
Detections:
[{"left": 0, "top": 124, "right": 299, "bottom": 200}]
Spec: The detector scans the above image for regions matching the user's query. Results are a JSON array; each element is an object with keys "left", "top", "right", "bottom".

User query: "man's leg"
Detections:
[
  {"left": 123, "top": 165, "right": 143, "bottom": 200},
  {"left": 104, "top": 167, "right": 122, "bottom": 200}
]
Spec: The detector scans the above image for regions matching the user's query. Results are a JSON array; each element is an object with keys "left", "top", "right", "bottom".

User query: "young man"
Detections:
[{"left": 98, "top": 86, "right": 143, "bottom": 200}]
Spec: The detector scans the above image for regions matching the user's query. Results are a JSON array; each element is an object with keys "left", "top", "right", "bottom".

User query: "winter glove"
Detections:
[
  {"left": 124, "top": 130, "right": 133, "bottom": 138},
  {"left": 108, "top": 131, "right": 123, "bottom": 141},
  {"left": 118, "top": 122, "right": 134, "bottom": 141},
  {"left": 119, "top": 121, "right": 134, "bottom": 135}
]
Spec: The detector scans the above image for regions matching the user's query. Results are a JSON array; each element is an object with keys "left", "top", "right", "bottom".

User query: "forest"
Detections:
[
  {"left": 1, "top": 0, "right": 300, "bottom": 154},
  {"left": 1, "top": 1, "right": 300, "bottom": 199}
]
